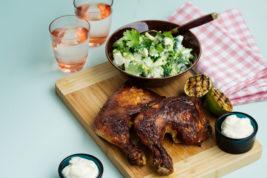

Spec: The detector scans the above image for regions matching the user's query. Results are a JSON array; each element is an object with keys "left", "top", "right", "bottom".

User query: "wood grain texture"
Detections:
[{"left": 56, "top": 62, "right": 262, "bottom": 178}]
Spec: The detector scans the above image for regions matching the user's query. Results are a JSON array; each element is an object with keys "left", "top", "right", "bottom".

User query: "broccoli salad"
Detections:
[{"left": 112, "top": 29, "right": 195, "bottom": 78}]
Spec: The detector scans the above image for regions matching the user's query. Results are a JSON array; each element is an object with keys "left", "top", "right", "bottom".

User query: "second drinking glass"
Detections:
[
  {"left": 49, "top": 15, "right": 90, "bottom": 73},
  {"left": 74, "top": 0, "right": 113, "bottom": 47}
]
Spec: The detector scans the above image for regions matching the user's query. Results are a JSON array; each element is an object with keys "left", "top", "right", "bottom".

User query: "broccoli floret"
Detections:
[
  {"left": 162, "top": 63, "right": 173, "bottom": 77},
  {"left": 113, "top": 38, "right": 126, "bottom": 51},
  {"left": 125, "top": 61, "right": 143, "bottom": 76}
]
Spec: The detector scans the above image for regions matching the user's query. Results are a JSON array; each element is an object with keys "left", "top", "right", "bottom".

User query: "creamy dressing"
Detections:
[
  {"left": 62, "top": 157, "right": 99, "bottom": 178},
  {"left": 221, "top": 114, "right": 254, "bottom": 139}
]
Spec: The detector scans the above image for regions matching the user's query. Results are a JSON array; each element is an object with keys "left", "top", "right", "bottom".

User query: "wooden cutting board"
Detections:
[{"left": 56, "top": 62, "right": 262, "bottom": 178}]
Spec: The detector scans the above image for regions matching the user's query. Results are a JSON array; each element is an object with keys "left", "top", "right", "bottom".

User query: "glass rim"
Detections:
[
  {"left": 73, "top": 0, "right": 114, "bottom": 8},
  {"left": 48, "top": 14, "right": 90, "bottom": 34}
]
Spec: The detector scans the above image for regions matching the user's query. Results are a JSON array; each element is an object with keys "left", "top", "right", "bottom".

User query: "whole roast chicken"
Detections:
[{"left": 94, "top": 82, "right": 211, "bottom": 175}]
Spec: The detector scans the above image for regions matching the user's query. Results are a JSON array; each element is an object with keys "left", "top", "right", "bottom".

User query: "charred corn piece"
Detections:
[
  {"left": 205, "top": 88, "right": 233, "bottom": 116},
  {"left": 184, "top": 74, "right": 212, "bottom": 97}
]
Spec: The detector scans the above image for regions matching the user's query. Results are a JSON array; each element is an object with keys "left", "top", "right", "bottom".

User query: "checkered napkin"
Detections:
[{"left": 168, "top": 2, "right": 267, "bottom": 105}]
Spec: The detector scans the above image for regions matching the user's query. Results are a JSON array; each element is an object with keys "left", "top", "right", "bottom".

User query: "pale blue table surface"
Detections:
[{"left": 0, "top": 0, "right": 266, "bottom": 177}]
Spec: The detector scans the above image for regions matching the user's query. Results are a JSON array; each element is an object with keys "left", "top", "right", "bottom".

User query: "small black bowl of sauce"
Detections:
[
  {"left": 215, "top": 112, "right": 258, "bottom": 154},
  {"left": 58, "top": 153, "right": 104, "bottom": 178}
]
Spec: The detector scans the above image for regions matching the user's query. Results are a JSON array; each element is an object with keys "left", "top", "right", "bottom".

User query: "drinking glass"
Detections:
[
  {"left": 74, "top": 0, "right": 113, "bottom": 47},
  {"left": 49, "top": 15, "right": 90, "bottom": 73}
]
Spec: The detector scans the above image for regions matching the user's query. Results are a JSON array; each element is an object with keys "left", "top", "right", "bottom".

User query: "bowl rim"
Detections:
[
  {"left": 105, "top": 19, "right": 201, "bottom": 80},
  {"left": 58, "top": 153, "right": 104, "bottom": 178},
  {"left": 215, "top": 111, "right": 258, "bottom": 141}
]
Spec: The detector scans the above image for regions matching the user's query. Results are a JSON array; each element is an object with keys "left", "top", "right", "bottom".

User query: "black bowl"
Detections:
[
  {"left": 58, "top": 153, "right": 104, "bottom": 178},
  {"left": 105, "top": 20, "right": 201, "bottom": 87},
  {"left": 215, "top": 112, "right": 258, "bottom": 154}
]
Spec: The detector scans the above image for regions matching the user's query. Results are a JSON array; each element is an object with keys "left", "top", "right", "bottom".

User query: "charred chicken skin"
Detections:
[
  {"left": 94, "top": 82, "right": 163, "bottom": 166},
  {"left": 134, "top": 96, "right": 211, "bottom": 175},
  {"left": 94, "top": 82, "right": 211, "bottom": 175}
]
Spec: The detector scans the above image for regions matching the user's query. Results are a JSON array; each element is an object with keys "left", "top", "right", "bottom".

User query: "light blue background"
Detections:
[{"left": 0, "top": 0, "right": 266, "bottom": 177}]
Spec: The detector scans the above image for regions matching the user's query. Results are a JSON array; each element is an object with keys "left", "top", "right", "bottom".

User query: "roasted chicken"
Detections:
[
  {"left": 94, "top": 82, "right": 211, "bottom": 175},
  {"left": 134, "top": 96, "right": 212, "bottom": 175},
  {"left": 94, "top": 82, "right": 163, "bottom": 166}
]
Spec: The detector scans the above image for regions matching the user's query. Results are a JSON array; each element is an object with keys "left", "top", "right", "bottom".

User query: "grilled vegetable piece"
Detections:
[
  {"left": 204, "top": 88, "right": 233, "bottom": 116},
  {"left": 184, "top": 74, "right": 233, "bottom": 116},
  {"left": 184, "top": 74, "right": 212, "bottom": 97}
]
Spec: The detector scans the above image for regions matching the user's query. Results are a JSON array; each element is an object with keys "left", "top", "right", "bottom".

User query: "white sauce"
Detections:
[
  {"left": 221, "top": 114, "right": 254, "bottom": 139},
  {"left": 62, "top": 157, "right": 99, "bottom": 178}
]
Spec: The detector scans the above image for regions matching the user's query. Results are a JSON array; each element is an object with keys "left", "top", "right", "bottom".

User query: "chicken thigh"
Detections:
[{"left": 94, "top": 82, "right": 163, "bottom": 166}]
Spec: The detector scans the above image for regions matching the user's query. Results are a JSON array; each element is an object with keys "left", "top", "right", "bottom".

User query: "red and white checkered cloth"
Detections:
[{"left": 168, "top": 2, "right": 267, "bottom": 105}]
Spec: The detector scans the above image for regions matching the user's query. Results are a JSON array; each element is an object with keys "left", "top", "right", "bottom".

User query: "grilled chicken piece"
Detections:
[
  {"left": 94, "top": 82, "right": 163, "bottom": 166},
  {"left": 134, "top": 96, "right": 211, "bottom": 175}
]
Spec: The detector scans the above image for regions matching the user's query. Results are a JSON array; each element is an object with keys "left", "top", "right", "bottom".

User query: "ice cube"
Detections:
[
  {"left": 61, "top": 28, "right": 80, "bottom": 45},
  {"left": 63, "top": 28, "right": 77, "bottom": 40}
]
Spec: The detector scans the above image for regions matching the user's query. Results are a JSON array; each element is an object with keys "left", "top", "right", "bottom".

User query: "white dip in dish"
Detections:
[
  {"left": 62, "top": 157, "right": 99, "bottom": 178},
  {"left": 221, "top": 114, "right": 254, "bottom": 139}
]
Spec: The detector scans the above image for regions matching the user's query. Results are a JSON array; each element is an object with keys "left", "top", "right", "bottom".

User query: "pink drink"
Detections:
[
  {"left": 75, "top": 2, "right": 112, "bottom": 47},
  {"left": 51, "top": 27, "right": 89, "bottom": 72},
  {"left": 49, "top": 15, "right": 90, "bottom": 73}
]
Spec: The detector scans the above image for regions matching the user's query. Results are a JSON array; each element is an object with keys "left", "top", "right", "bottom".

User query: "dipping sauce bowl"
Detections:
[
  {"left": 58, "top": 153, "right": 104, "bottom": 178},
  {"left": 215, "top": 112, "right": 258, "bottom": 154}
]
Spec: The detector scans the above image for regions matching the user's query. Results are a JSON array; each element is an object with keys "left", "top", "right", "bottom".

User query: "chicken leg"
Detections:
[
  {"left": 94, "top": 82, "right": 163, "bottom": 165},
  {"left": 134, "top": 96, "right": 212, "bottom": 175}
]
